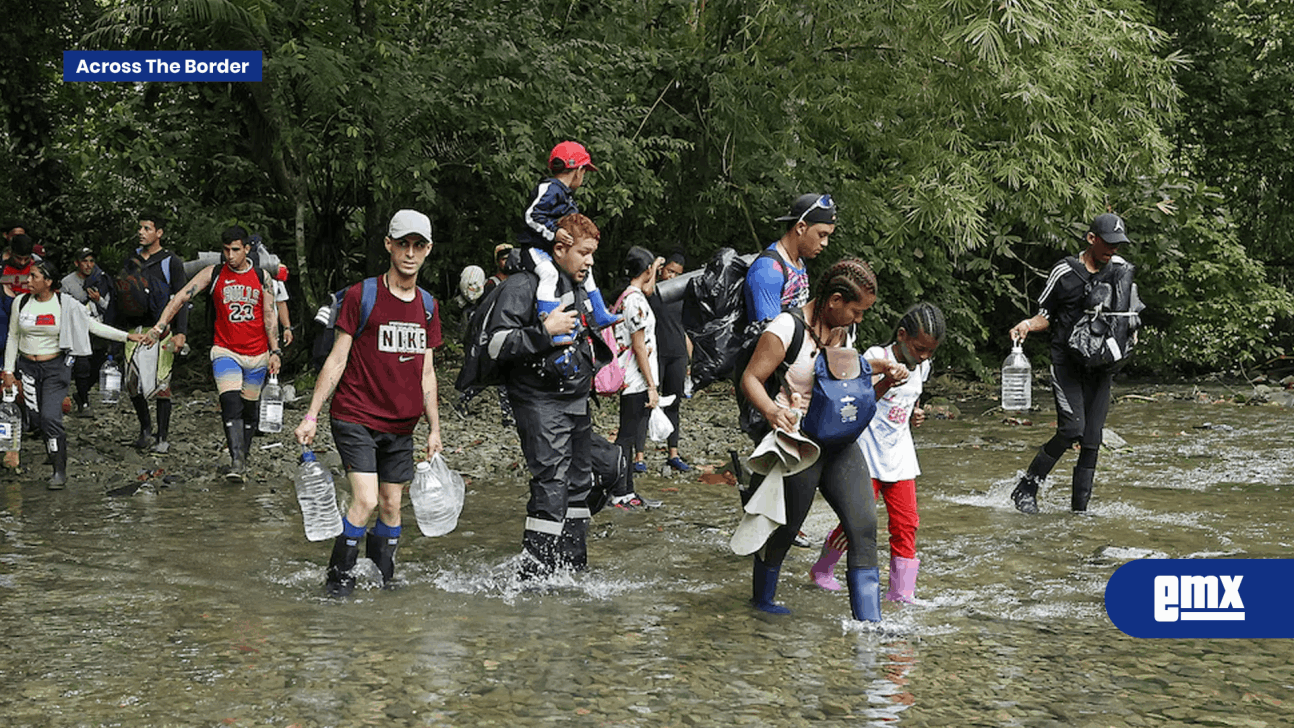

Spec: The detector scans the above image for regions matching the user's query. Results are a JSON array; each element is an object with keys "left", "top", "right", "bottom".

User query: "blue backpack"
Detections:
[
  {"left": 801, "top": 346, "right": 876, "bottom": 448},
  {"left": 327, "top": 277, "right": 436, "bottom": 336}
]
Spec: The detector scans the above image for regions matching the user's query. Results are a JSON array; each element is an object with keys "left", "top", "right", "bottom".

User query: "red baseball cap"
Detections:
[{"left": 548, "top": 141, "right": 598, "bottom": 172}]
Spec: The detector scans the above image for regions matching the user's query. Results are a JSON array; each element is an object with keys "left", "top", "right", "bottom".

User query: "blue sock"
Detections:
[
  {"left": 373, "top": 519, "right": 401, "bottom": 539},
  {"left": 342, "top": 516, "right": 367, "bottom": 539}
]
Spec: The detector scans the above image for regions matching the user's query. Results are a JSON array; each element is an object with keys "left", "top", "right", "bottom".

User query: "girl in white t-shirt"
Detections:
[
  {"left": 610, "top": 247, "right": 666, "bottom": 510},
  {"left": 810, "top": 303, "right": 946, "bottom": 603},
  {"left": 739, "top": 258, "right": 910, "bottom": 622}
]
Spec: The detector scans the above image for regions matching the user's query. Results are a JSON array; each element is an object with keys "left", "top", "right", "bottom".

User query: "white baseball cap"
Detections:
[{"left": 388, "top": 209, "right": 433, "bottom": 243}]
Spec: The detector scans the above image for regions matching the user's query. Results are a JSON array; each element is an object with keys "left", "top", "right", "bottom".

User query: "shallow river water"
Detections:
[{"left": 1, "top": 382, "right": 1291, "bottom": 727}]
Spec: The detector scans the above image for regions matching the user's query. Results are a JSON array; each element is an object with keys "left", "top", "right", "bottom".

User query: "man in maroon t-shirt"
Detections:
[{"left": 295, "top": 209, "right": 444, "bottom": 598}]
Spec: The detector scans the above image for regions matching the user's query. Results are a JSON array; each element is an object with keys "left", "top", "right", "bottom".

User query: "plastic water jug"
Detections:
[
  {"left": 0, "top": 387, "right": 20, "bottom": 453},
  {"left": 259, "top": 374, "right": 284, "bottom": 433},
  {"left": 411, "top": 455, "right": 466, "bottom": 537},
  {"left": 295, "top": 446, "right": 343, "bottom": 541},
  {"left": 99, "top": 356, "right": 122, "bottom": 405},
  {"left": 1001, "top": 341, "right": 1032, "bottom": 411}
]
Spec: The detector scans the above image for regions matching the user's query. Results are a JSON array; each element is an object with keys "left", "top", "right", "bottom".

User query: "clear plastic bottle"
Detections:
[
  {"left": 1001, "top": 341, "right": 1033, "bottom": 411},
  {"left": 410, "top": 457, "right": 465, "bottom": 537},
  {"left": 99, "top": 356, "right": 122, "bottom": 405},
  {"left": 295, "top": 446, "right": 343, "bottom": 541},
  {"left": 0, "top": 387, "right": 21, "bottom": 452},
  {"left": 259, "top": 374, "right": 284, "bottom": 433}
]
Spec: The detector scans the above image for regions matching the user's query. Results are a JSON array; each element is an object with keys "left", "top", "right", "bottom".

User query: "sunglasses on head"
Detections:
[{"left": 797, "top": 194, "right": 835, "bottom": 225}]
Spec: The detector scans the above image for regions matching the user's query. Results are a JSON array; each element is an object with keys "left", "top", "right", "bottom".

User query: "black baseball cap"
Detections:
[
  {"left": 776, "top": 193, "right": 837, "bottom": 226},
  {"left": 1089, "top": 213, "right": 1131, "bottom": 245}
]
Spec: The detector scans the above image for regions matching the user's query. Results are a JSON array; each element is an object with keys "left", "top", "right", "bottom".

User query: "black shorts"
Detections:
[{"left": 330, "top": 418, "right": 415, "bottom": 483}]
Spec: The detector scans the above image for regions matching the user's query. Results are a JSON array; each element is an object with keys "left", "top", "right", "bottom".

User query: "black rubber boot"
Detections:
[
  {"left": 241, "top": 397, "right": 258, "bottom": 464},
  {"left": 131, "top": 395, "right": 153, "bottom": 449},
  {"left": 222, "top": 419, "right": 246, "bottom": 483},
  {"left": 48, "top": 436, "right": 68, "bottom": 490},
  {"left": 365, "top": 531, "right": 400, "bottom": 588},
  {"left": 155, "top": 398, "right": 172, "bottom": 444},
  {"left": 556, "top": 517, "right": 590, "bottom": 572},
  {"left": 519, "top": 529, "right": 559, "bottom": 581},
  {"left": 325, "top": 533, "right": 361, "bottom": 598},
  {"left": 1072, "top": 467, "right": 1096, "bottom": 513},
  {"left": 1011, "top": 449, "right": 1059, "bottom": 515}
]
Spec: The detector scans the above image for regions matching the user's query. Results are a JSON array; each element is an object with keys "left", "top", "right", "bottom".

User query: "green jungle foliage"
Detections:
[{"left": 2, "top": 0, "right": 1290, "bottom": 377}]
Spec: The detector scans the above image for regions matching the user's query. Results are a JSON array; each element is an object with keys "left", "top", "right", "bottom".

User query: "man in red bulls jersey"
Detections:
[
  {"left": 294, "top": 210, "right": 444, "bottom": 598},
  {"left": 149, "top": 226, "right": 281, "bottom": 482}
]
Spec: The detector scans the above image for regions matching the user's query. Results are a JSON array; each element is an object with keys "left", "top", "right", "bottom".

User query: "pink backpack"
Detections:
[{"left": 593, "top": 290, "right": 632, "bottom": 396}]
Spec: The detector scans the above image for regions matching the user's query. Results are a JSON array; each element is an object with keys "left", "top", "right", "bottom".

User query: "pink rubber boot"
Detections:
[
  {"left": 809, "top": 543, "right": 844, "bottom": 591},
  {"left": 884, "top": 555, "right": 920, "bottom": 603}
]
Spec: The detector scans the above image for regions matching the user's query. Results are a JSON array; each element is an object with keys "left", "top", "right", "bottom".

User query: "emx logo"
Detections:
[
  {"left": 1154, "top": 575, "right": 1244, "bottom": 622},
  {"left": 1106, "top": 559, "right": 1294, "bottom": 638}
]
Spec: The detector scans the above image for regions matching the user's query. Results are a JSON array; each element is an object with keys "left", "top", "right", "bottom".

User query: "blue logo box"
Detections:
[
  {"left": 1106, "top": 559, "right": 1294, "bottom": 638},
  {"left": 64, "top": 51, "right": 262, "bottom": 82}
]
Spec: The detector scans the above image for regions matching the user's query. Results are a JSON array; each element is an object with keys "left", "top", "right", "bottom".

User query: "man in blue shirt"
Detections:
[{"left": 744, "top": 193, "right": 837, "bottom": 324}]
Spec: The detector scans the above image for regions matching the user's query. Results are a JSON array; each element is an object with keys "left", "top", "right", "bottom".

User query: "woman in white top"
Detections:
[
  {"left": 740, "top": 258, "right": 909, "bottom": 622},
  {"left": 610, "top": 246, "right": 665, "bottom": 510},
  {"left": 1, "top": 260, "right": 144, "bottom": 488}
]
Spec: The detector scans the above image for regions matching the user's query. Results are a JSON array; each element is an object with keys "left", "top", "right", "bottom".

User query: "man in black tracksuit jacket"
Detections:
[{"left": 485, "top": 213, "right": 610, "bottom": 578}]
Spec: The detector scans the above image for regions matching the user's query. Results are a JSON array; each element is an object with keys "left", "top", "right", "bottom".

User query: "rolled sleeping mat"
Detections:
[{"left": 183, "top": 250, "right": 282, "bottom": 280}]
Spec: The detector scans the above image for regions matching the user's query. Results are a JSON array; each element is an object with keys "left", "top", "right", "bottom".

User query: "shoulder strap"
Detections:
[
  {"left": 160, "top": 253, "right": 173, "bottom": 288},
  {"left": 208, "top": 264, "right": 225, "bottom": 297},
  {"left": 418, "top": 287, "right": 436, "bottom": 322},
  {"left": 783, "top": 307, "right": 806, "bottom": 369},
  {"left": 354, "top": 277, "right": 380, "bottom": 335},
  {"left": 756, "top": 248, "right": 791, "bottom": 286},
  {"left": 16, "top": 293, "right": 29, "bottom": 314},
  {"left": 1064, "top": 255, "right": 1089, "bottom": 279}
]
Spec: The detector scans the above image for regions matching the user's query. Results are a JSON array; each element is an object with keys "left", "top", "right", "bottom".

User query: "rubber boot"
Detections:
[
  {"left": 847, "top": 567, "right": 883, "bottom": 622},
  {"left": 365, "top": 520, "right": 401, "bottom": 588},
  {"left": 48, "top": 435, "right": 68, "bottom": 490},
  {"left": 154, "top": 398, "right": 172, "bottom": 449},
  {"left": 809, "top": 542, "right": 845, "bottom": 592},
  {"left": 222, "top": 419, "right": 246, "bottom": 483},
  {"left": 241, "top": 398, "right": 258, "bottom": 465},
  {"left": 537, "top": 299, "right": 574, "bottom": 345},
  {"left": 751, "top": 555, "right": 791, "bottom": 615},
  {"left": 131, "top": 394, "right": 153, "bottom": 449},
  {"left": 519, "top": 528, "right": 560, "bottom": 581},
  {"left": 586, "top": 288, "right": 622, "bottom": 329},
  {"left": 1071, "top": 466, "right": 1095, "bottom": 513},
  {"left": 1010, "top": 449, "right": 1059, "bottom": 515},
  {"left": 325, "top": 532, "right": 361, "bottom": 598},
  {"left": 556, "top": 517, "right": 590, "bottom": 572},
  {"left": 884, "top": 555, "right": 920, "bottom": 603}
]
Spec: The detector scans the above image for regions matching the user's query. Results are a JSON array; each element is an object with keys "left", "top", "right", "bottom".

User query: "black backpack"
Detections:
[
  {"left": 733, "top": 307, "right": 806, "bottom": 443},
  {"left": 1065, "top": 258, "right": 1144, "bottom": 372},
  {"left": 684, "top": 247, "right": 792, "bottom": 391},
  {"left": 454, "top": 279, "right": 509, "bottom": 393},
  {"left": 115, "top": 251, "right": 173, "bottom": 320}
]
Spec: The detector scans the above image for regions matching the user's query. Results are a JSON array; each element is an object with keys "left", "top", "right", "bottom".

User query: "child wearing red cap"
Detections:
[{"left": 518, "top": 141, "right": 619, "bottom": 343}]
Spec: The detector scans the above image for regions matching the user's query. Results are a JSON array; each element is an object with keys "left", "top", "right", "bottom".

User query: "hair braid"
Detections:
[
  {"left": 893, "top": 302, "right": 946, "bottom": 345},
  {"left": 809, "top": 258, "right": 877, "bottom": 336}
]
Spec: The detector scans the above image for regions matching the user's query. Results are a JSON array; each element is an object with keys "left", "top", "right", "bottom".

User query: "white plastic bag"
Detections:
[
  {"left": 648, "top": 395, "right": 676, "bottom": 443},
  {"left": 411, "top": 453, "right": 466, "bottom": 537}
]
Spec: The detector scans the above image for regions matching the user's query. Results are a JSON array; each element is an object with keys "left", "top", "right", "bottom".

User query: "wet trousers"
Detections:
[
  {"left": 17, "top": 354, "right": 71, "bottom": 445},
  {"left": 512, "top": 396, "right": 594, "bottom": 530},
  {"left": 615, "top": 390, "right": 649, "bottom": 497},
  {"left": 658, "top": 354, "right": 687, "bottom": 450},
  {"left": 71, "top": 345, "right": 108, "bottom": 407},
  {"left": 759, "top": 443, "right": 877, "bottom": 572}
]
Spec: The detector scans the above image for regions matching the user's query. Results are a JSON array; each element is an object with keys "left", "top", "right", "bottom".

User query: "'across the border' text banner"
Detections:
[{"left": 64, "top": 51, "right": 262, "bottom": 82}]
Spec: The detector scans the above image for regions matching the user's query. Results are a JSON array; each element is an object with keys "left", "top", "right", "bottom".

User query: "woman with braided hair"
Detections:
[
  {"left": 739, "top": 258, "right": 910, "bottom": 622},
  {"left": 810, "top": 302, "right": 946, "bottom": 604}
]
